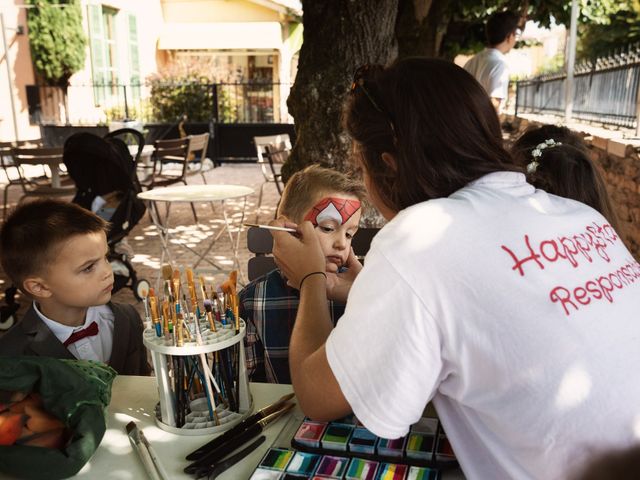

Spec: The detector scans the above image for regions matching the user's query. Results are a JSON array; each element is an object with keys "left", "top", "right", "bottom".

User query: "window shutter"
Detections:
[
  {"left": 87, "top": 4, "right": 106, "bottom": 105},
  {"left": 127, "top": 14, "right": 141, "bottom": 101}
]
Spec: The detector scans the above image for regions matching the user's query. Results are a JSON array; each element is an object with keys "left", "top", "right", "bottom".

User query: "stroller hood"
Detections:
[
  {"left": 63, "top": 132, "right": 146, "bottom": 243},
  {"left": 63, "top": 132, "right": 137, "bottom": 207}
]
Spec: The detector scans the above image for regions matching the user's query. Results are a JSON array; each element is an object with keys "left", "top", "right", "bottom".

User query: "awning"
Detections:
[{"left": 158, "top": 22, "right": 283, "bottom": 50}]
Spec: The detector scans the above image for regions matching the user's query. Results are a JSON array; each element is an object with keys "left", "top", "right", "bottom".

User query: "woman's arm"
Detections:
[{"left": 270, "top": 220, "right": 352, "bottom": 419}]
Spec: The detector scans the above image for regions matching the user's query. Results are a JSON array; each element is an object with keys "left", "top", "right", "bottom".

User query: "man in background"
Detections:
[{"left": 464, "top": 10, "right": 521, "bottom": 113}]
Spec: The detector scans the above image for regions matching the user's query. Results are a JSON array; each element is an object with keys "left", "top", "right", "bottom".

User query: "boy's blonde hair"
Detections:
[{"left": 278, "top": 165, "right": 366, "bottom": 223}]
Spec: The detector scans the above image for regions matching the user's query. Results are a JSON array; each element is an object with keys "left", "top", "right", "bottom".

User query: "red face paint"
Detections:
[{"left": 304, "top": 197, "right": 361, "bottom": 226}]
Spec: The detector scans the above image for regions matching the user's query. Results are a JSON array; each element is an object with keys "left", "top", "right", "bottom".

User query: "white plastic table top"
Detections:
[
  {"left": 138, "top": 184, "right": 255, "bottom": 203},
  {"left": 0, "top": 377, "right": 466, "bottom": 480}
]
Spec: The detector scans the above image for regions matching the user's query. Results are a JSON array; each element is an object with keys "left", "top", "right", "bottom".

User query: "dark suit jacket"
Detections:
[{"left": 0, "top": 302, "right": 151, "bottom": 376}]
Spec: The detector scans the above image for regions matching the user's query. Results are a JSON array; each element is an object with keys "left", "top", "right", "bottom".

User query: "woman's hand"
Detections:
[
  {"left": 326, "top": 247, "right": 362, "bottom": 302},
  {"left": 270, "top": 217, "right": 326, "bottom": 289}
]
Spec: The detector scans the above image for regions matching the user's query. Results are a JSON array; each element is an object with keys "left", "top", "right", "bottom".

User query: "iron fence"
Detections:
[
  {"left": 26, "top": 82, "right": 293, "bottom": 126},
  {"left": 516, "top": 45, "right": 640, "bottom": 130}
]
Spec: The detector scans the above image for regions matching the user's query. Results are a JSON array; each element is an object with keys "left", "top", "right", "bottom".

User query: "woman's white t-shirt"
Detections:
[{"left": 326, "top": 171, "right": 640, "bottom": 480}]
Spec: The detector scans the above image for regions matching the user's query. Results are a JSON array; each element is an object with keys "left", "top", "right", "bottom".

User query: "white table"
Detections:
[
  {"left": 70, "top": 376, "right": 297, "bottom": 479},
  {"left": 66, "top": 376, "right": 465, "bottom": 480},
  {"left": 138, "top": 184, "right": 254, "bottom": 284}
]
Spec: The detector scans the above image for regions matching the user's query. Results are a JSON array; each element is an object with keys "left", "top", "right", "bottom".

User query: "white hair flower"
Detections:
[{"left": 526, "top": 138, "right": 562, "bottom": 175}]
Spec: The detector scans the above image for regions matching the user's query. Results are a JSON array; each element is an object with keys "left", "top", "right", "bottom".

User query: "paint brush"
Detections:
[
  {"left": 185, "top": 392, "right": 295, "bottom": 461},
  {"left": 141, "top": 289, "right": 151, "bottom": 329},
  {"left": 200, "top": 275, "right": 217, "bottom": 332},
  {"left": 203, "top": 299, "right": 217, "bottom": 332},
  {"left": 184, "top": 402, "right": 295, "bottom": 474},
  {"left": 126, "top": 421, "right": 161, "bottom": 480},
  {"left": 172, "top": 271, "right": 183, "bottom": 346},
  {"left": 196, "top": 435, "right": 266, "bottom": 480},
  {"left": 148, "top": 290, "right": 162, "bottom": 337},
  {"left": 137, "top": 426, "right": 171, "bottom": 480},
  {"left": 243, "top": 222, "right": 297, "bottom": 233},
  {"left": 193, "top": 321, "right": 219, "bottom": 424},
  {"left": 185, "top": 268, "right": 199, "bottom": 316}
]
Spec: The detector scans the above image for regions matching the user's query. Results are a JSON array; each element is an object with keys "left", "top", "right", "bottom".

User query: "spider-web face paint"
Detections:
[{"left": 304, "top": 197, "right": 361, "bottom": 226}]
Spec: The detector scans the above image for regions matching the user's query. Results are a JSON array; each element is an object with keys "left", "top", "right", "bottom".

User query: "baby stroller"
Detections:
[{"left": 63, "top": 129, "right": 150, "bottom": 301}]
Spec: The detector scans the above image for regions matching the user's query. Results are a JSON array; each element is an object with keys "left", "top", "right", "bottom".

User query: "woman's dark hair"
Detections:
[
  {"left": 570, "top": 445, "right": 640, "bottom": 480},
  {"left": 511, "top": 125, "right": 620, "bottom": 233},
  {"left": 344, "top": 57, "right": 519, "bottom": 213}
]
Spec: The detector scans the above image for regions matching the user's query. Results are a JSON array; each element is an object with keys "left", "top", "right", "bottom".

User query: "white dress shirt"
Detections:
[{"left": 34, "top": 302, "right": 114, "bottom": 363}]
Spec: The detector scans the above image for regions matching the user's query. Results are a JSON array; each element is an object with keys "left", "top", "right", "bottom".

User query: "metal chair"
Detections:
[
  {"left": 1, "top": 140, "right": 43, "bottom": 218},
  {"left": 146, "top": 137, "right": 198, "bottom": 223},
  {"left": 147, "top": 137, "right": 190, "bottom": 188},
  {"left": 11, "top": 146, "right": 75, "bottom": 205},
  {"left": 253, "top": 134, "right": 291, "bottom": 221},
  {"left": 185, "top": 132, "right": 213, "bottom": 184}
]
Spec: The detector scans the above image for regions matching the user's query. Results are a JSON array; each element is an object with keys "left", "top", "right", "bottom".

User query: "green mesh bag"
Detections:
[{"left": 0, "top": 357, "right": 117, "bottom": 480}]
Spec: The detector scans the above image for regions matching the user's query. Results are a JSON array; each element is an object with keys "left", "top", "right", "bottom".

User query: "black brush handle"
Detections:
[
  {"left": 196, "top": 435, "right": 266, "bottom": 479},
  {"left": 219, "top": 350, "right": 237, "bottom": 412},
  {"left": 185, "top": 411, "right": 261, "bottom": 461},
  {"left": 184, "top": 423, "right": 262, "bottom": 474}
]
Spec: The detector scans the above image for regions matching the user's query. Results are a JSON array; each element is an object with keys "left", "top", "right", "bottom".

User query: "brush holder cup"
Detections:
[{"left": 143, "top": 318, "right": 253, "bottom": 436}]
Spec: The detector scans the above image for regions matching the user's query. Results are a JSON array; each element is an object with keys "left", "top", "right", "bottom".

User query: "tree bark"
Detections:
[
  {"left": 283, "top": 0, "right": 399, "bottom": 182},
  {"left": 395, "top": 0, "right": 451, "bottom": 59}
]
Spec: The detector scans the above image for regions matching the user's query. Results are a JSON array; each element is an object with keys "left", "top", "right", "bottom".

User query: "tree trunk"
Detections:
[
  {"left": 283, "top": 0, "right": 399, "bottom": 182},
  {"left": 396, "top": 0, "right": 451, "bottom": 59}
]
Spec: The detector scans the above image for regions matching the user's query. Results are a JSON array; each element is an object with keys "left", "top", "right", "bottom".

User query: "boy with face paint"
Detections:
[{"left": 239, "top": 165, "right": 365, "bottom": 384}]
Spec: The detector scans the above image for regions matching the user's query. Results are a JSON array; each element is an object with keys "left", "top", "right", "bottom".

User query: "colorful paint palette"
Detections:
[
  {"left": 252, "top": 414, "right": 458, "bottom": 480},
  {"left": 375, "top": 462, "right": 409, "bottom": 480},
  {"left": 291, "top": 416, "right": 456, "bottom": 469},
  {"left": 295, "top": 421, "right": 328, "bottom": 449},
  {"left": 286, "top": 452, "right": 322, "bottom": 476},
  {"left": 409, "top": 418, "right": 438, "bottom": 435},
  {"left": 260, "top": 447, "right": 295, "bottom": 471},
  {"left": 376, "top": 436, "right": 407, "bottom": 459},
  {"left": 405, "top": 432, "right": 435, "bottom": 461},
  {"left": 321, "top": 423, "right": 355, "bottom": 452},
  {"left": 349, "top": 427, "right": 378, "bottom": 455},
  {"left": 314, "top": 455, "right": 349, "bottom": 478},
  {"left": 436, "top": 435, "right": 455, "bottom": 461},
  {"left": 407, "top": 466, "right": 438, "bottom": 480},
  {"left": 252, "top": 443, "right": 449, "bottom": 480},
  {"left": 250, "top": 467, "right": 283, "bottom": 479},
  {"left": 345, "top": 457, "right": 379, "bottom": 480}
]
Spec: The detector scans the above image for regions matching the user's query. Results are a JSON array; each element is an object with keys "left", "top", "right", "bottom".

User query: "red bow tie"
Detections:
[{"left": 63, "top": 321, "right": 99, "bottom": 347}]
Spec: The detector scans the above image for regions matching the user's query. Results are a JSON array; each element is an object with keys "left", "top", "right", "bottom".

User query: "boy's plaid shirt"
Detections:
[{"left": 239, "top": 269, "right": 345, "bottom": 384}]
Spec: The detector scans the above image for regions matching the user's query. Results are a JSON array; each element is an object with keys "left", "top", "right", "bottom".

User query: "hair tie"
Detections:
[
  {"left": 299, "top": 271, "right": 327, "bottom": 290},
  {"left": 527, "top": 138, "right": 562, "bottom": 174}
]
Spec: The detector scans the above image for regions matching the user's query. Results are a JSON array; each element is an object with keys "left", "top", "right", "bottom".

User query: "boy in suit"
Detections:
[
  {"left": 0, "top": 199, "right": 150, "bottom": 375},
  {"left": 239, "top": 165, "right": 365, "bottom": 383}
]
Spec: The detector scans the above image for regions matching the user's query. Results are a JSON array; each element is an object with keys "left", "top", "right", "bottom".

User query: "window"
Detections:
[{"left": 87, "top": 5, "right": 140, "bottom": 108}]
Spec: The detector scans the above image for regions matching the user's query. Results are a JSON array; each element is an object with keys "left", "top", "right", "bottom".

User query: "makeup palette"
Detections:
[
  {"left": 291, "top": 416, "right": 456, "bottom": 469},
  {"left": 250, "top": 415, "right": 456, "bottom": 480},
  {"left": 250, "top": 449, "right": 440, "bottom": 480}
]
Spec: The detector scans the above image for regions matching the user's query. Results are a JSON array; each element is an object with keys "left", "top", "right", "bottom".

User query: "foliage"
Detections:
[
  {"left": 431, "top": 0, "right": 626, "bottom": 59},
  {"left": 577, "top": 1, "right": 640, "bottom": 61},
  {"left": 26, "top": 0, "right": 86, "bottom": 88},
  {"left": 147, "top": 59, "right": 239, "bottom": 123},
  {"left": 103, "top": 101, "right": 152, "bottom": 124},
  {"left": 148, "top": 75, "right": 216, "bottom": 123},
  {"left": 536, "top": 53, "right": 565, "bottom": 75}
]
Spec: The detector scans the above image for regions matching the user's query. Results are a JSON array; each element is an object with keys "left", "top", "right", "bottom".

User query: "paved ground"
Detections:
[{"left": 0, "top": 162, "right": 281, "bottom": 323}]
